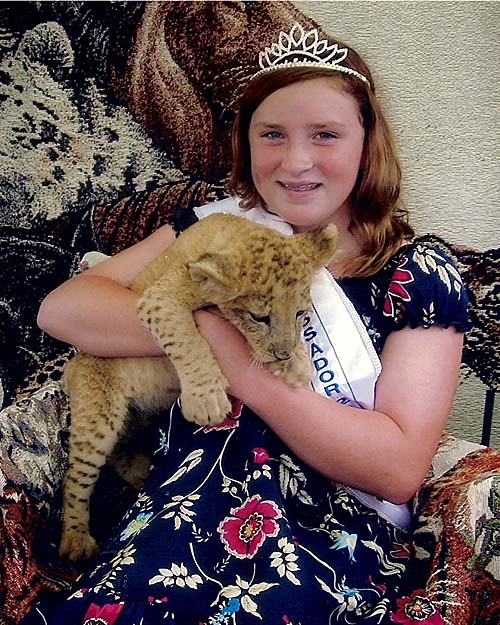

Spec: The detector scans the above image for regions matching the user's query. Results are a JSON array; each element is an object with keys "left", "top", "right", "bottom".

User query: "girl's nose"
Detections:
[{"left": 280, "top": 141, "right": 313, "bottom": 174}]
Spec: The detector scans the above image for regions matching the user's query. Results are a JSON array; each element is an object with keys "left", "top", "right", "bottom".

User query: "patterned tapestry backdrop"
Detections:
[{"left": 0, "top": 1, "right": 498, "bottom": 410}]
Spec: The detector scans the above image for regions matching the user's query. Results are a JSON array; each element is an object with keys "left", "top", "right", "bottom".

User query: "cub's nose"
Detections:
[{"left": 272, "top": 349, "right": 292, "bottom": 361}]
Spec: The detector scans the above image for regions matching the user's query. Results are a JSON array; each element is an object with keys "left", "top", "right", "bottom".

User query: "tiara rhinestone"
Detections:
[{"left": 251, "top": 23, "right": 370, "bottom": 87}]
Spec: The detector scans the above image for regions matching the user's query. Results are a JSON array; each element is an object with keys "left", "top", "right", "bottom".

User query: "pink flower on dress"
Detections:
[
  {"left": 390, "top": 590, "right": 444, "bottom": 624},
  {"left": 83, "top": 602, "right": 124, "bottom": 625},
  {"left": 218, "top": 494, "right": 281, "bottom": 558},
  {"left": 252, "top": 447, "right": 270, "bottom": 464},
  {"left": 384, "top": 266, "right": 414, "bottom": 317}
]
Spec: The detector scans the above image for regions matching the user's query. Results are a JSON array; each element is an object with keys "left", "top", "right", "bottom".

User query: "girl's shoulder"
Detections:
[
  {"left": 339, "top": 237, "right": 472, "bottom": 353},
  {"left": 377, "top": 237, "right": 472, "bottom": 332}
]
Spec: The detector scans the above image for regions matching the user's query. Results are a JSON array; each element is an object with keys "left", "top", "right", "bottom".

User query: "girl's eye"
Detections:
[
  {"left": 249, "top": 312, "right": 271, "bottom": 324},
  {"left": 262, "top": 130, "right": 283, "bottom": 140},
  {"left": 315, "top": 131, "right": 337, "bottom": 140}
]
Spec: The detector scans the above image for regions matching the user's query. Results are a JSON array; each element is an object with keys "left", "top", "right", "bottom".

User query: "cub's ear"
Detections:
[
  {"left": 295, "top": 224, "right": 338, "bottom": 269},
  {"left": 187, "top": 253, "right": 239, "bottom": 301}
]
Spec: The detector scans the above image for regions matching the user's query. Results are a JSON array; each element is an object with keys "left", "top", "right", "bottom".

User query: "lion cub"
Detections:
[{"left": 60, "top": 213, "right": 337, "bottom": 560}]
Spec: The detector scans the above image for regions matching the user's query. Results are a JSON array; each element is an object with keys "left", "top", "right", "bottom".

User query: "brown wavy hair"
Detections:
[{"left": 228, "top": 48, "right": 414, "bottom": 277}]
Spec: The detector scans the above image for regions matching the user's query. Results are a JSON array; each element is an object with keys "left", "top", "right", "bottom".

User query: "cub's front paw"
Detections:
[
  {"left": 59, "top": 528, "right": 99, "bottom": 562},
  {"left": 180, "top": 378, "right": 231, "bottom": 426}
]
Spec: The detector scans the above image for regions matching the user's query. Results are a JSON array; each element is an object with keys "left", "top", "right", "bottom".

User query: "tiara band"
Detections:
[{"left": 251, "top": 23, "right": 370, "bottom": 88}]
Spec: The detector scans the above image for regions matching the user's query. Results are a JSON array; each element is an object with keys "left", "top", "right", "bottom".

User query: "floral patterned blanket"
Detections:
[{"left": 0, "top": 383, "right": 498, "bottom": 625}]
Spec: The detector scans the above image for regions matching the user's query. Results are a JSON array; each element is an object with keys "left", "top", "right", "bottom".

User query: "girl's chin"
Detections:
[
  {"left": 270, "top": 209, "right": 327, "bottom": 231},
  {"left": 291, "top": 222, "right": 328, "bottom": 233}
]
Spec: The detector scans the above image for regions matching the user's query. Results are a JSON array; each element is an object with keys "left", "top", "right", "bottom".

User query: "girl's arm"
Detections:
[
  {"left": 38, "top": 220, "right": 463, "bottom": 503},
  {"left": 194, "top": 309, "right": 463, "bottom": 504},
  {"left": 37, "top": 223, "right": 177, "bottom": 356}
]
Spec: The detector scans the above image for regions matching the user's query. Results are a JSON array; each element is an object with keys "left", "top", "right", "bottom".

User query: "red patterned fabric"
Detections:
[{"left": 408, "top": 435, "right": 500, "bottom": 624}]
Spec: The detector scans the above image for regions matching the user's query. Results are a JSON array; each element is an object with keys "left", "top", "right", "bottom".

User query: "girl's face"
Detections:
[{"left": 249, "top": 77, "right": 365, "bottom": 232}]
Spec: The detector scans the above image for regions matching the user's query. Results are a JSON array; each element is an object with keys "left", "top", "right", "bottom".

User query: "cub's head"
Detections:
[{"left": 187, "top": 224, "right": 337, "bottom": 363}]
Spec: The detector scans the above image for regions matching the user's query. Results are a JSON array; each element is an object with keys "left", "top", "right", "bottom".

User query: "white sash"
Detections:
[
  {"left": 306, "top": 269, "right": 381, "bottom": 410},
  {"left": 194, "top": 197, "right": 292, "bottom": 235},
  {"left": 195, "top": 197, "right": 411, "bottom": 530}
]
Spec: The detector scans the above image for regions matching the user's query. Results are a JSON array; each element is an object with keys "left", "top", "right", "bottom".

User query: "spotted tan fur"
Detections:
[{"left": 60, "top": 213, "right": 337, "bottom": 560}]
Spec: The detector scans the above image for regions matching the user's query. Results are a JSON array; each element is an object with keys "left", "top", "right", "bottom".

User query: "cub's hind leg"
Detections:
[
  {"left": 60, "top": 356, "right": 129, "bottom": 561},
  {"left": 106, "top": 357, "right": 180, "bottom": 490},
  {"left": 108, "top": 447, "right": 152, "bottom": 491}
]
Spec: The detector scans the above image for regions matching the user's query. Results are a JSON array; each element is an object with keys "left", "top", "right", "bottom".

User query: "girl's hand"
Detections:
[{"left": 195, "top": 308, "right": 464, "bottom": 505}]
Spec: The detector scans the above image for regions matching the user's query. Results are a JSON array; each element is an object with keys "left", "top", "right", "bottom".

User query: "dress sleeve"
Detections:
[
  {"left": 382, "top": 243, "right": 472, "bottom": 333},
  {"left": 167, "top": 205, "right": 199, "bottom": 236}
]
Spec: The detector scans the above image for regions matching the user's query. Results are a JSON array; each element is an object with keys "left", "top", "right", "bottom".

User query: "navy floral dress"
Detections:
[{"left": 42, "top": 239, "right": 470, "bottom": 625}]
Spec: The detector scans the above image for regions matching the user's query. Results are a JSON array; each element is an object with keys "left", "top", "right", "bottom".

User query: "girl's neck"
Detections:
[
  {"left": 325, "top": 212, "right": 361, "bottom": 279},
  {"left": 327, "top": 229, "right": 361, "bottom": 278},
  {"left": 291, "top": 215, "right": 360, "bottom": 278}
]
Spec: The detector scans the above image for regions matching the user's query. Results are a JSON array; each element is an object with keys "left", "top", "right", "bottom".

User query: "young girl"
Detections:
[{"left": 36, "top": 22, "right": 470, "bottom": 625}]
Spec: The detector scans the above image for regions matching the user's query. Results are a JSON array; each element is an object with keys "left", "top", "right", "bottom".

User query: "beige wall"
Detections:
[{"left": 294, "top": 1, "right": 500, "bottom": 446}]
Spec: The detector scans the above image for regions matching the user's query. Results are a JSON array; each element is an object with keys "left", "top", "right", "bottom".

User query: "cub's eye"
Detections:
[
  {"left": 295, "top": 310, "right": 307, "bottom": 319},
  {"left": 249, "top": 312, "right": 271, "bottom": 324}
]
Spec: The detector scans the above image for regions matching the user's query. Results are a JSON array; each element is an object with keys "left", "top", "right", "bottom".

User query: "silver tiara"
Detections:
[{"left": 251, "top": 23, "right": 370, "bottom": 87}]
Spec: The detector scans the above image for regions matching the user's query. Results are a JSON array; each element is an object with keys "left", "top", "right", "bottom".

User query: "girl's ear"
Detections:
[{"left": 294, "top": 224, "right": 339, "bottom": 269}]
